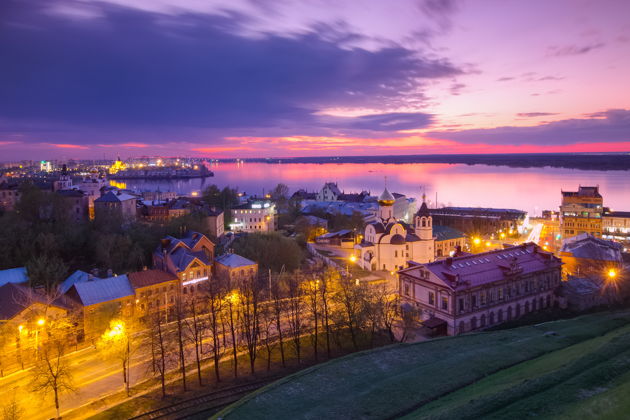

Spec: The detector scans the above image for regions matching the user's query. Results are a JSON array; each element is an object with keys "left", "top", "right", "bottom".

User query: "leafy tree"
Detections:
[
  {"left": 26, "top": 254, "right": 68, "bottom": 292},
  {"left": 15, "top": 182, "right": 47, "bottom": 223},
  {"left": 232, "top": 233, "right": 304, "bottom": 272},
  {"left": 202, "top": 185, "right": 240, "bottom": 228}
]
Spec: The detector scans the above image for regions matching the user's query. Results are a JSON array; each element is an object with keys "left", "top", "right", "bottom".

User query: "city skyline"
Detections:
[{"left": 1, "top": 0, "right": 630, "bottom": 160}]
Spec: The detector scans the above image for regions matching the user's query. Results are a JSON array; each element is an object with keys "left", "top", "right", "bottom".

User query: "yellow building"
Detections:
[
  {"left": 560, "top": 186, "right": 603, "bottom": 240},
  {"left": 109, "top": 157, "right": 127, "bottom": 174}
]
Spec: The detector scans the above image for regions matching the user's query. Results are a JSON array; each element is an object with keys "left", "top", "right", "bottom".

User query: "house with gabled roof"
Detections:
[
  {"left": 153, "top": 231, "right": 215, "bottom": 294},
  {"left": 94, "top": 190, "right": 137, "bottom": 220},
  {"left": 128, "top": 269, "right": 179, "bottom": 320},
  {"left": 215, "top": 253, "right": 258, "bottom": 287},
  {"left": 65, "top": 275, "right": 135, "bottom": 338}
]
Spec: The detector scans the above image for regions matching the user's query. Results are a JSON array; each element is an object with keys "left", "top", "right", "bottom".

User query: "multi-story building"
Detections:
[
  {"left": 398, "top": 243, "right": 562, "bottom": 336},
  {"left": 77, "top": 169, "right": 108, "bottom": 219},
  {"left": 560, "top": 186, "right": 603, "bottom": 239},
  {"left": 559, "top": 233, "right": 623, "bottom": 278},
  {"left": 56, "top": 190, "right": 89, "bottom": 223},
  {"left": 433, "top": 225, "right": 467, "bottom": 258},
  {"left": 94, "top": 190, "right": 138, "bottom": 221},
  {"left": 128, "top": 269, "right": 179, "bottom": 320},
  {"left": 317, "top": 182, "right": 342, "bottom": 201},
  {"left": 355, "top": 189, "right": 434, "bottom": 272},
  {"left": 215, "top": 253, "right": 258, "bottom": 287},
  {"left": 52, "top": 164, "right": 73, "bottom": 192},
  {"left": 65, "top": 275, "right": 135, "bottom": 339},
  {"left": 429, "top": 207, "right": 526, "bottom": 236},
  {"left": 142, "top": 199, "right": 191, "bottom": 222},
  {"left": 202, "top": 207, "right": 225, "bottom": 238},
  {"left": 153, "top": 231, "right": 215, "bottom": 294},
  {"left": 0, "top": 181, "right": 20, "bottom": 212},
  {"left": 602, "top": 210, "right": 630, "bottom": 246},
  {"left": 0, "top": 282, "right": 70, "bottom": 369},
  {"left": 230, "top": 201, "right": 277, "bottom": 233}
]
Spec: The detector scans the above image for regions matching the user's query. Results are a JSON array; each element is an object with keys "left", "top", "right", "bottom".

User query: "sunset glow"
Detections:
[{"left": 1, "top": 0, "right": 629, "bottom": 159}]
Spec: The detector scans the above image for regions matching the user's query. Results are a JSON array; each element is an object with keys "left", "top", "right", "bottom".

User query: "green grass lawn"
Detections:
[{"left": 216, "top": 311, "right": 630, "bottom": 419}]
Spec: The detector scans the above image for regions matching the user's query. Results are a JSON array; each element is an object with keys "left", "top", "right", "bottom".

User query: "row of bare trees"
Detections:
[
  {"left": 135, "top": 268, "right": 401, "bottom": 398},
  {"left": 2, "top": 268, "right": 402, "bottom": 419}
]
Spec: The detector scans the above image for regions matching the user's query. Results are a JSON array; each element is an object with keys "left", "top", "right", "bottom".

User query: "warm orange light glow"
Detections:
[
  {"left": 608, "top": 269, "right": 617, "bottom": 279},
  {"left": 37, "top": 318, "right": 45, "bottom": 326},
  {"left": 473, "top": 238, "right": 481, "bottom": 245},
  {"left": 349, "top": 255, "right": 357, "bottom": 263},
  {"left": 227, "top": 290, "right": 240, "bottom": 305}
]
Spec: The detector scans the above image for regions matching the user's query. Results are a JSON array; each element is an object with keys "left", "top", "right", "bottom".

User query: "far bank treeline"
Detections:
[{"left": 0, "top": 182, "right": 364, "bottom": 290}]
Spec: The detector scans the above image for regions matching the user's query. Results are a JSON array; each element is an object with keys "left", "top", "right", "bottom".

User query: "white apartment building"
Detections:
[{"left": 230, "top": 201, "right": 277, "bottom": 233}]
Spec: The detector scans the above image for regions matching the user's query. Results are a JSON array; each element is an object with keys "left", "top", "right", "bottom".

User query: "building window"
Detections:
[
  {"left": 441, "top": 296, "right": 448, "bottom": 311},
  {"left": 428, "top": 291, "right": 435, "bottom": 305},
  {"left": 458, "top": 298, "right": 464, "bottom": 312},
  {"left": 404, "top": 283, "right": 410, "bottom": 296}
]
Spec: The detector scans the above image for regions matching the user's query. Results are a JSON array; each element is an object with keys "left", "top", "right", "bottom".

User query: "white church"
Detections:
[{"left": 355, "top": 187, "right": 435, "bottom": 272}]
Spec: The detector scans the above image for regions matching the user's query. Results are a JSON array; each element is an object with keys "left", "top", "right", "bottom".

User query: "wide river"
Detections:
[{"left": 117, "top": 162, "right": 630, "bottom": 215}]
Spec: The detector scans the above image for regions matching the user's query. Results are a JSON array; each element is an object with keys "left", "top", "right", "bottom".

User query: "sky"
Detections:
[{"left": 1, "top": 0, "right": 629, "bottom": 160}]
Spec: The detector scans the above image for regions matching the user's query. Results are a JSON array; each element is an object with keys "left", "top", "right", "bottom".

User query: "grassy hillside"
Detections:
[{"left": 215, "top": 311, "right": 630, "bottom": 419}]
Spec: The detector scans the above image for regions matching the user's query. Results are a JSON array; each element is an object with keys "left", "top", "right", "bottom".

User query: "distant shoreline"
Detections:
[{"left": 227, "top": 153, "right": 630, "bottom": 171}]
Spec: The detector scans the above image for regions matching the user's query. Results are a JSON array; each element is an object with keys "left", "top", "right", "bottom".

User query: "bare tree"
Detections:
[
  {"left": 334, "top": 275, "right": 366, "bottom": 351},
  {"left": 287, "top": 272, "right": 304, "bottom": 364},
  {"left": 239, "top": 275, "right": 261, "bottom": 374},
  {"left": 259, "top": 303, "right": 277, "bottom": 371},
  {"left": 400, "top": 304, "right": 420, "bottom": 343},
  {"left": 184, "top": 289, "right": 206, "bottom": 386},
  {"left": 206, "top": 281, "right": 224, "bottom": 382},
  {"left": 96, "top": 318, "right": 134, "bottom": 395},
  {"left": 174, "top": 292, "right": 188, "bottom": 392},
  {"left": 148, "top": 308, "right": 173, "bottom": 398},
  {"left": 30, "top": 338, "right": 75, "bottom": 419},
  {"left": 1, "top": 392, "right": 23, "bottom": 420},
  {"left": 224, "top": 290, "right": 240, "bottom": 378},
  {"left": 303, "top": 277, "right": 319, "bottom": 362},
  {"left": 271, "top": 274, "right": 287, "bottom": 367},
  {"left": 319, "top": 269, "right": 335, "bottom": 358}
]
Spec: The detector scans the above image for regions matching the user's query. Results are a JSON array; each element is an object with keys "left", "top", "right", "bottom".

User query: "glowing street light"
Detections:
[
  {"left": 473, "top": 238, "right": 481, "bottom": 245},
  {"left": 35, "top": 318, "right": 45, "bottom": 360},
  {"left": 349, "top": 255, "right": 357, "bottom": 263},
  {"left": 485, "top": 241, "right": 491, "bottom": 247},
  {"left": 608, "top": 269, "right": 617, "bottom": 281}
]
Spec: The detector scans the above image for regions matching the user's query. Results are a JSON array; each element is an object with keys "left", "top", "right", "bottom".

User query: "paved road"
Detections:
[{"left": 0, "top": 311, "right": 298, "bottom": 419}]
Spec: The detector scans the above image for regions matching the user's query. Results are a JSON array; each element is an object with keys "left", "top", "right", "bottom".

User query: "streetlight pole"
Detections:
[{"left": 35, "top": 318, "right": 45, "bottom": 360}]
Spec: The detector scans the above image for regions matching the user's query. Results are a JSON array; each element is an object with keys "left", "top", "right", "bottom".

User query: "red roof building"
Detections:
[{"left": 398, "top": 242, "right": 562, "bottom": 335}]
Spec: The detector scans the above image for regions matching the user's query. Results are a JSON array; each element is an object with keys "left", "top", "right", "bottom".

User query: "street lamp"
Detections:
[
  {"left": 608, "top": 269, "right": 617, "bottom": 281},
  {"left": 473, "top": 237, "right": 481, "bottom": 246},
  {"left": 35, "top": 318, "right": 45, "bottom": 360}
]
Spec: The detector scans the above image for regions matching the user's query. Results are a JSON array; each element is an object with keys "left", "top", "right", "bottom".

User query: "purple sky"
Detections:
[{"left": 1, "top": 0, "right": 629, "bottom": 160}]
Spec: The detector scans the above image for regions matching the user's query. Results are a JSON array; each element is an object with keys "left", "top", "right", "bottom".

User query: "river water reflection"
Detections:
[{"left": 118, "top": 162, "right": 630, "bottom": 215}]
